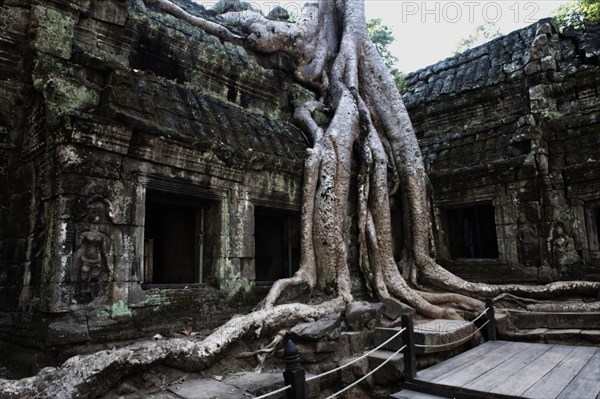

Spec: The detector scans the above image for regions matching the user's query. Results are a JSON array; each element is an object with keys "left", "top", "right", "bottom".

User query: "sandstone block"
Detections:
[
  {"left": 291, "top": 315, "right": 342, "bottom": 341},
  {"left": 345, "top": 301, "right": 381, "bottom": 331},
  {"left": 367, "top": 350, "right": 404, "bottom": 385}
]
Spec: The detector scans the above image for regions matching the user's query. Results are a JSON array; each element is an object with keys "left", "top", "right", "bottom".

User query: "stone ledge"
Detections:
[
  {"left": 414, "top": 319, "right": 477, "bottom": 354},
  {"left": 507, "top": 310, "right": 600, "bottom": 329}
]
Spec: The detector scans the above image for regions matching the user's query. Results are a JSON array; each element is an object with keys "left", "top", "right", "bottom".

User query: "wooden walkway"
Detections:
[{"left": 397, "top": 340, "right": 600, "bottom": 399}]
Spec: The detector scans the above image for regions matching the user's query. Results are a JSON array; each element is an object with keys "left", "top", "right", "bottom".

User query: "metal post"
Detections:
[
  {"left": 401, "top": 313, "right": 416, "bottom": 381},
  {"left": 283, "top": 339, "right": 307, "bottom": 399},
  {"left": 485, "top": 297, "right": 497, "bottom": 341}
]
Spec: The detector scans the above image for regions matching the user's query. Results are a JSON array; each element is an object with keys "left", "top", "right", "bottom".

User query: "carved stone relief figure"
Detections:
[
  {"left": 551, "top": 222, "right": 580, "bottom": 276},
  {"left": 74, "top": 198, "right": 113, "bottom": 304},
  {"left": 518, "top": 214, "right": 540, "bottom": 266}
]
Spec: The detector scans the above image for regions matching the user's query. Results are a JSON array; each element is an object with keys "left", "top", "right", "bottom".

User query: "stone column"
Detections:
[{"left": 214, "top": 184, "right": 255, "bottom": 298}]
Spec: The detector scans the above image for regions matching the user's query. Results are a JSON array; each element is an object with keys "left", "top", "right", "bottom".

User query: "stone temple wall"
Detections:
[
  {"left": 0, "top": 0, "right": 314, "bottom": 373},
  {"left": 405, "top": 19, "right": 600, "bottom": 284}
]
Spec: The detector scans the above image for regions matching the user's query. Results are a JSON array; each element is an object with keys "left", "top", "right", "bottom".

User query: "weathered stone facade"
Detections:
[
  {"left": 1, "top": 0, "right": 600, "bottom": 376},
  {"left": 0, "top": 0, "right": 311, "bottom": 373},
  {"left": 405, "top": 19, "right": 600, "bottom": 284}
]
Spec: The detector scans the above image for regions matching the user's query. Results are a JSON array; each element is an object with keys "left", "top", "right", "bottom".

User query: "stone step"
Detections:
[
  {"left": 507, "top": 310, "right": 600, "bottom": 330},
  {"left": 367, "top": 349, "right": 405, "bottom": 385},
  {"left": 414, "top": 319, "right": 477, "bottom": 354},
  {"left": 374, "top": 327, "right": 405, "bottom": 351},
  {"left": 503, "top": 327, "right": 600, "bottom": 345},
  {"left": 374, "top": 319, "right": 478, "bottom": 354}
]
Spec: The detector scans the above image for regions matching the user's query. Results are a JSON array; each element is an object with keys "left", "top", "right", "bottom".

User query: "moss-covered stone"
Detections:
[
  {"left": 31, "top": 6, "right": 76, "bottom": 60},
  {"left": 110, "top": 300, "right": 133, "bottom": 318},
  {"left": 40, "top": 76, "right": 100, "bottom": 124},
  {"left": 290, "top": 83, "right": 317, "bottom": 109}
]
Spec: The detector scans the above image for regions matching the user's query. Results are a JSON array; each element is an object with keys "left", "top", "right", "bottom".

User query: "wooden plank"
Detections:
[
  {"left": 523, "top": 346, "right": 598, "bottom": 399},
  {"left": 464, "top": 340, "right": 552, "bottom": 391},
  {"left": 390, "top": 389, "right": 447, "bottom": 399},
  {"left": 416, "top": 341, "right": 510, "bottom": 382},
  {"left": 490, "top": 344, "right": 575, "bottom": 396},
  {"left": 434, "top": 342, "right": 534, "bottom": 387},
  {"left": 557, "top": 350, "right": 600, "bottom": 399}
]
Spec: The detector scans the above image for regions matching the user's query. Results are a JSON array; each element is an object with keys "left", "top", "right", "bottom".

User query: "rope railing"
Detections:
[
  {"left": 305, "top": 327, "right": 406, "bottom": 382},
  {"left": 249, "top": 298, "right": 497, "bottom": 399},
  {"left": 324, "top": 345, "right": 408, "bottom": 399},
  {"left": 253, "top": 384, "right": 291, "bottom": 399},
  {"left": 470, "top": 307, "right": 490, "bottom": 324}
]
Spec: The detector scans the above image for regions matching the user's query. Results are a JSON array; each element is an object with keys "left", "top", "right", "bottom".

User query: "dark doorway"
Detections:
[
  {"left": 254, "top": 210, "right": 300, "bottom": 284},
  {"left": 443, "top": 203, "right": 499, "bottom": 259},
  {"left": 144, "top": 191, "right": 208, "bottom": 285},
  {"left": 586, "top": 202, "right": 600, "bottom": 266}
]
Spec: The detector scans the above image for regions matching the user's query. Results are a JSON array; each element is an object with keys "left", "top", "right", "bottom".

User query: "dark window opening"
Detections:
[
  {"left": 586, "top": 203, "right": 600, "bottom": 265},
  {"left": 443, "top": 203, "right": 499, "bottom": 259},
  {"left": 129, "top": 33, "right": 187, "bottom": 84},
  {"left": 254, "top": 210, "right": 300, "bottom": 284},
  {"left": 509, "top": 140, "right": 532, "bottom": 156},
  {"left": 144, "top": 191, "right": 209, "bottom": 285}
]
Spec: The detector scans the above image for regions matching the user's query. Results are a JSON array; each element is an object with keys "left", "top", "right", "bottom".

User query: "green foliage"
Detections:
[
  {"left": 454, "top": 22, "right": 503, "bottom": 55},
  {"left": 367, "top": 18, "right": 395, "bottom": 64},
  {"left": 553, "top": 0, "right": 600, "bottom": 29},
  {"left": 367, "top": 18, "right": 406, "bottom": 93},
  {"left": 312, "top": 110, "right": 330, "bottom": 127}
]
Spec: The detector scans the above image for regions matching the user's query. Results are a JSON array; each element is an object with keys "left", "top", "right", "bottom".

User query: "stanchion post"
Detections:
[
  {"left": 485, "top": 297, "right": 496, "bottom": 341},
  {"left": 283, "top": 339, "right": 307, "bottom": 399},
  {"left": 401, "top": 313, "right": 416, "bottom": 381}
]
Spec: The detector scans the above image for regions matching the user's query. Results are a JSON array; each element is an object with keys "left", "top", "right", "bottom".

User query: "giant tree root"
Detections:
[
  {"left": 0, "top": 299, "right": 344, "bottom": 399},
  {"left": 493, "top": 293, "right": 600, "bottom": 312},
  {"left": 420, "top": 259, "right": 600, "bottom": 303},
  {"left": 238, "top": 329, "right": 287, "bottom": 373}
]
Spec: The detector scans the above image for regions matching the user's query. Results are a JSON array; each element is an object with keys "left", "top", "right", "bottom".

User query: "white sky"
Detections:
[{"left": 195, "top": 1, "right": 572, "bottom": 73}]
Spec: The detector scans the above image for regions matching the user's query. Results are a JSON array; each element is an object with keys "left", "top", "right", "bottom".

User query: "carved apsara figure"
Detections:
[
  {"left": 74, "top": 198, "right": 113, "bottom": 303},
  {"left": 552, "top": 222, "right": 580, "bottom": 275},
  {"left": 518, "top": 215, "right": 540, "bottom": 266}
]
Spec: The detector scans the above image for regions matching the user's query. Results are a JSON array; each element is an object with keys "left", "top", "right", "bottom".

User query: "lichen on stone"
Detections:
[
  {"left": 31, "top": 5, "right": 76, "bottom": 60},
  {"left": 110, "top": 300, "right": 133, "bottom": 318}
]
